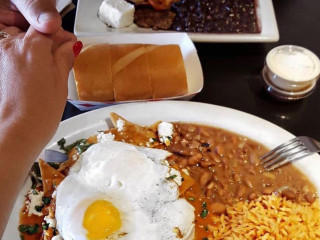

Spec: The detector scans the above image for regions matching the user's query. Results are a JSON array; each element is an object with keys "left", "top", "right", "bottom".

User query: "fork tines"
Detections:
[{"left": 260, "top": 137, "right": 311, "bottom": 171}]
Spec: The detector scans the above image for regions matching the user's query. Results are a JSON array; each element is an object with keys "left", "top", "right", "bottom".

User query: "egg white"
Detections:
[{"left": 55, "top": 141, "right": 195, "bottom": 240}]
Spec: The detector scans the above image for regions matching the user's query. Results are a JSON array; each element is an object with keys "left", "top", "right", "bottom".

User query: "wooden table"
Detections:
[{"left": 62, "top": 0, "right": 320, "bottom": 139}]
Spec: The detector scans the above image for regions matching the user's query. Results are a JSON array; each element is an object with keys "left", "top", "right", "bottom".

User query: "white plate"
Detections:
[
  {"left": 3, "top": 101, "right": 319, "bottom": 239},
  {"left": 74, "top": 0, "right": 279, "bottom": 43},
  {"left": 68, "top": 33, "right": 203, "bottom": 111}
]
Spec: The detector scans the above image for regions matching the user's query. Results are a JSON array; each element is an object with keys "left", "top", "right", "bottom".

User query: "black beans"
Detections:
[{"left": 170, "top": 0, "right": 260, "bottom": 33}]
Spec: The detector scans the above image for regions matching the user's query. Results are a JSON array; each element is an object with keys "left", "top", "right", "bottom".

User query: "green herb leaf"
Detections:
[
  {"left": 58, "top": 138, "right": 93, "bottom": 154},
  {"left": 19, "top": 224, "right": 39, "bottom": 235},
  {"left": 202, "top": 201, "right": 207, "bottom": 209},
  {"left": 42, "top": 223, "right": 49, "bottom": 230},
  {"left": 43, "top": 197, "right": 51, "bottom": 205},
  {"left": 188, "top": 197, "right": 196, "bottom": 202},
  {"left": 200, "top": 209, "right": 209, "bottom": 218},
  {"left": 166, "top": 175, "right": 177, "bottom": 180},
  {"left": 57, "top": 138, "right": 66, "bottom": 151}
]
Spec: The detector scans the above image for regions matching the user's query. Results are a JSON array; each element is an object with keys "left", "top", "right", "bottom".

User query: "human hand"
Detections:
[
  {"left": 0, "top": 24, "right": 79, "bottom": 148},
  {"left": 0, "top": 0, "right": 61, "bottom": 34}
]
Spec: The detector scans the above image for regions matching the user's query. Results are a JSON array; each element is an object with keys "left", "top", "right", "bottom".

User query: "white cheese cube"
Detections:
[{"left": 98, "top": 0, "right": 134, "bottom": 28}]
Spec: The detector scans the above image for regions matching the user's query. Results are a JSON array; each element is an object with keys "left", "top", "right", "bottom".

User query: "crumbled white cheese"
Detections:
[
  {"left": 116, "top": 119, "right": 125, "bottom": 131},
  {"left": 98, "top": 0, "right": 134, "bottom": 28},
  {"left": 163, "top": 160, "right": 170, "bottom": 167},
  {"left": 52, "top": 235, "right": 63, "bottom": 240},
  {"left": 166, "top": 168, "right": 183, "bottom": 186},
  {"left": 44, "top": 215, "right": 56, "bottom": 228},
  {"left": 72, "top": 154, "right": 78, "bottom": 161},
  {"left": 182, "top": 168, "right": 190, "bottom": 176},
  {"left": 52, "top": 190, "right": 57, "bottom": 199},
  {"left": 26, "top": 190, "right": 44, "bottom": 217},
  {"left": 97, "top": 132, "right": 115, "bottom": 143},
  {"left": 158, "top": 122, "right": 174, "bottom": 146}
]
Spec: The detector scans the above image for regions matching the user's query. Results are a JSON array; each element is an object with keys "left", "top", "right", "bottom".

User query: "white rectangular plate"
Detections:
[
  {"left": 74, "top": 0, "right": 279, "bottom": 43},
  {"left": 67, "top": 33, "right": 203, "bottom": 111}
]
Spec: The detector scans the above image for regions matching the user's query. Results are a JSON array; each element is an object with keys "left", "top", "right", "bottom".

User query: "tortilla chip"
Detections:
[
  {"left": 110, "top": 112, "right": 158, "bottom": 146},
  {"left": 39, "top": 159, "right": 65, "bottom": 197}
]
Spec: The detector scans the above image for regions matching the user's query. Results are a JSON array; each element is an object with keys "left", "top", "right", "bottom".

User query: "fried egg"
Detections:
[{"left": 55, "top": 141, "right": 195, "bottom": 240}]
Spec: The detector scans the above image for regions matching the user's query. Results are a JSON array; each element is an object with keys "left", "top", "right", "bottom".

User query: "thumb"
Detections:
[
  {"left": 53, "top": 41, "right": 76, "bottom": 83},
  {"left": 13, "top": 0, "right": 61, "bottom": 34}
]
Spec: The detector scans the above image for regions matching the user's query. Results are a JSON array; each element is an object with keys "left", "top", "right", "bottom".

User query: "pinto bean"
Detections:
[
  {"left": 305, "top": 192, "right": 316, "bottom": 203},
  {"left": 216, "top": 144, "right": 225, "bottom": 155},
  {"left": 206, "top": 189, "right": 214, "bottom": 198},
  {"left": 200, "top": 158, "right": 215, "bottom": 167},
  {"left": 208, "top": 202, "right": 226, "bottom": 215},
  {"left": 248, "top": 192, "right": 257, "bottom": 200},
  {"left": 237, "top": 185, "right": 246, "bottom": 197},
  {"left": 249, "top": 153, "right": 260, "bottom": 166},
  {"left": 178, "top": 158, "right": 188, "bottom": 168},
  {"left": 187, "top": 153, "right": 202, "bottom": 166},
  {"left": 200, "top": 171, "right": 212, "bottom": 186},
  {"left": 207, "top": 182, "right": 215, "bottom": 190},
  {"left": 282, "top": 189, "right": 296, "bottom": 200},
  {"left": 190, "top": 140, "right": 200, "bottom": 149},
  {"left": 244, "top": 178, "right": 253, "bottom": 188},
  {"left": 262, "top": 187, "right": 273, "bottom": 195}
]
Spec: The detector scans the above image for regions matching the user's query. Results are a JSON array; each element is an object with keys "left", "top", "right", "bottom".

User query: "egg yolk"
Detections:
[{"left": 83, "top": 200, "right": 122, "bottom": 240}]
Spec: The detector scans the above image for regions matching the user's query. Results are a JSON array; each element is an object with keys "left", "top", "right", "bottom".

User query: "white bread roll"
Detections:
[
  {"left": 110, "top": 44, "right": 153, "bottom": 101},
  {"left": 73, "top": 44, "right": 114, "bottom": 101},
  {"left": 146, "top": 44, "right": 188, "bottom": 98},
  {"left": 73, "top": 43, "right": 188, "bottom": 102}
]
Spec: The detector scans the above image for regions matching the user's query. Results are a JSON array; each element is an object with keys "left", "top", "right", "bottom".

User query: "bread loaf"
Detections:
[
  {"left": 110, "top": 44, "right": 153, "bottom": 101},
  {"left": 146, "top": 45, "right": 188, "bottom": 98},
  {"left": 73, "top": 43, "right": 188, "bottom": 101},
  {"left": 73, "top": 44, "right": 113, "bottom": 101}
]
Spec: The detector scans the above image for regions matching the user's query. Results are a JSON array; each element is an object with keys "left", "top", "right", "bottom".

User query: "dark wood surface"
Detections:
[{"left": 62, "top": 0, "right": 320, "bottom": 139}]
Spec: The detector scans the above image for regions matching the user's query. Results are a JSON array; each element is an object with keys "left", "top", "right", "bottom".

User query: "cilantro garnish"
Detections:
[
  {"left": 200, "top": 201, "right": 209, "bottom": 218},
  {"left": 58, "top": 138, "right": 93, "bottom": 154},
  {"left": 43, "top": 197, "right": 51, "bottom": 205},
  {"left": 19, "top": 224, "right": 39, "bottom": 235},
  {"left": 166, "top": 174, "right": 177, "bottom": 180}
]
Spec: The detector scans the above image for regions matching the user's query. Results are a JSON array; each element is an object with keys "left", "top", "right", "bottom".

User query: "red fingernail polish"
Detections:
[{"left": 73, "top": 41, "right": 83, "bottom": 57}]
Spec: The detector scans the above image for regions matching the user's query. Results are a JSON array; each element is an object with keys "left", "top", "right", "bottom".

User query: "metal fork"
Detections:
[{"left": 260, "top": 136, "right": 320, "bottom": 171}]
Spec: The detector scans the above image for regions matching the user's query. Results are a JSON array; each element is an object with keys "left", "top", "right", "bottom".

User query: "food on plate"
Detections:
[
  {"left": 132, "top": 0, "right": 260, "bottom": 33},
  {"left": 98, "top": 0, "right": 260, "bottom": 33},
  {"left": 98, "top": 0, "right": 135, "bottom": 28},
  {"left": 55, "top": 142, "right": 195, "bottom": 239},
  {"left": 73, "top": 44, "right": 188, "bottom": 101},
  {"left": 209, "top": 194, "right": 320, "bottom": 239},
  {"left": 133, "top": 6, "right": 176, "bottom": 30},
  {"left": 170, "top": 0, "right": 260, "bottom": 33},
  {"left": 19, "top": 113, "right": 319, "bottom": 239},
  {"left": 147, "top": 0, "right": 178, "bottom": 10}
]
